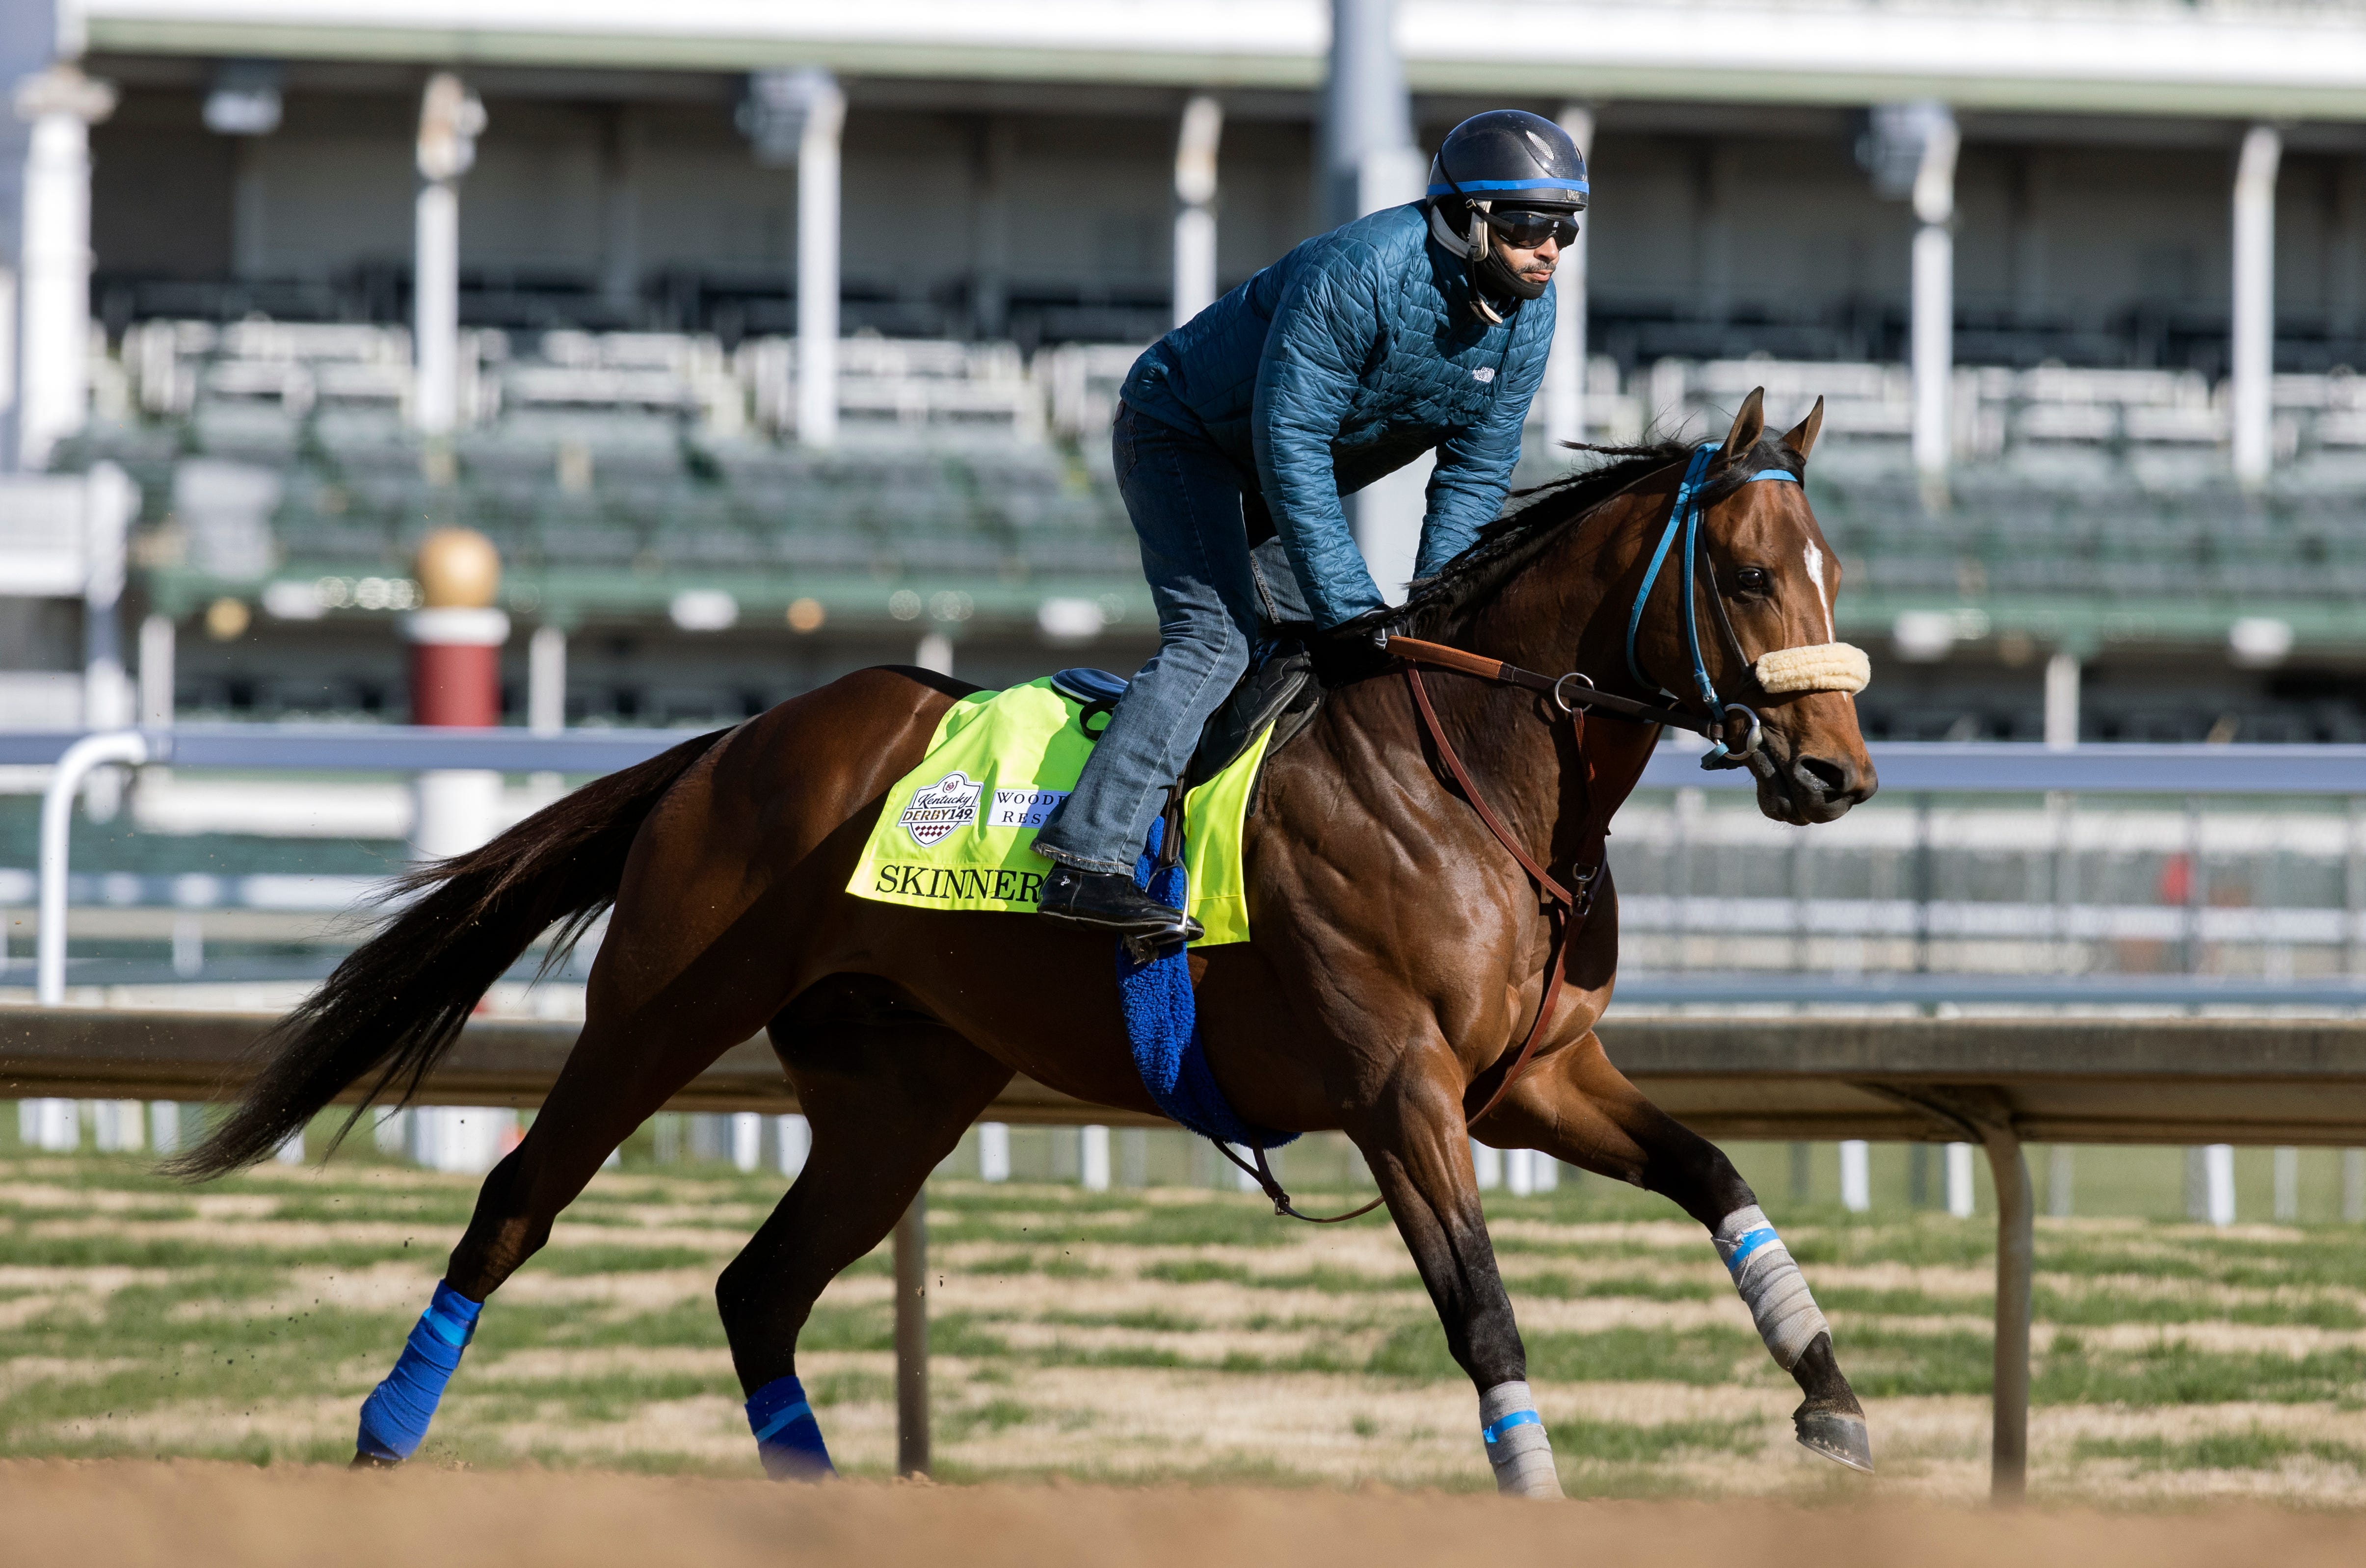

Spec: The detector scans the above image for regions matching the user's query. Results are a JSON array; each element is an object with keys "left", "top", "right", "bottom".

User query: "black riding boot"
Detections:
[{"left": 1036, "top": 865, "right": 1203, "bottom": 953}]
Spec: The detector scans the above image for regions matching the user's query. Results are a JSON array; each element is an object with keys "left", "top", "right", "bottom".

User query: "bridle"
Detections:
[
  {"left": 1627, "top": 440, "right": 1808, "bottom": 769},
  {"left": 1236, "top": 443, "right": 1864, "bottom": 1223},
  {"left": 1391, "top": 445, "right": 1837, "bottom": 1129}
]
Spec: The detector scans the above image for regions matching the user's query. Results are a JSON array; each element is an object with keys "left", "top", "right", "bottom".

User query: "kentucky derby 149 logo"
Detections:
[{"left": 899, "top": 771, "right": 985, "bottom": 847}]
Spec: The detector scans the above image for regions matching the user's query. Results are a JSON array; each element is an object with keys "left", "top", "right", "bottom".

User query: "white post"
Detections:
[
  {"left": 412, "top": 769, "right": 501, "bottom": 861},
  {"left": 2047, "top": 1145, "right": 2075, "bottom": 1218},
  {"left": 527, "top": 624, "right": 566, "bottom": 735},
  {"left": 37, "top": 730, "right": 150, "bottom": 1004},
  {"left": 1080, "top": 1124, "right": 1111, "bottom": 1191},
  {"left": 978, "top": 1122, "right": 1010, "bottom": 1182},
  {"left": 138, "top": 612, "right": 175, "bottom": 726},
  {"left": 1472, "top": 1139, "right": 1503, "bottom": 1192},
  {"left": 797, "top": 73, "right": 845, "bottom": 448},
  {"left": 1839, "top": 1140, "right": 1871, "bottom": 1213},
  {"left": 2044, "top": 651, "right": 2080, "bottom": 751},
  {"left": 770, "top": 1113, "right": 811, "bottom": 1178},
  {"left": 1910, "top": 105, "right": 1959, "bottom": 481},
  {"left": 1945, "top": 1141, "right": 1975, "bottom": 1217},
  {"left": 2232, "top": 123, "right": 2282, "bottom": 489},
  {"left": 915, "top": 631, "right": 953, "bottom": 676},
  {"left": 413, "top": 180, "right": 456, "bottom": 431},
  {"left": 2274, "top": 1146, "right": 2299, "bottom": 1222},
  {"left": 1324, "top": 0, "right": 1418, "bottom": 228},
  {"left": 82, "top": 461, "right": 132, "bottom": 727},
  {"left": 14, "top": 66, "right": 114, "bottom": 470},
  {"left": 147, "top": 1101, "right": 181, "bottom": 1155},
  {"left": 80, "top": 464, "right": 133, "bottom": 831},
  {"left": 412, "top": 74, "right": 483, "bottom": 438},
  {"left": 731, "top": 1111, "right": 762, "bottom": 1174},
  {"left": 1543, "top": 105, "right": 1594, "bottom": 456},
  {"left": 1172, "top": 95, "right": 1223, "bottom": 327},
  {"left": 2205, "top": 1143, "right": 2237, "bottom": 1226}
]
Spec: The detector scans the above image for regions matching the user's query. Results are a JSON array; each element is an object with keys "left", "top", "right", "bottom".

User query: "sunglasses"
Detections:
[{"left": 1482, "top": 208, "right": 1579, "bottom": 248}]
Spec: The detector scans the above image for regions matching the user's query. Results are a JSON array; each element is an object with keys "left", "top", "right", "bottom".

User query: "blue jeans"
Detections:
[{"left": 1034, "top": 404, "right": 1309, "bottom": 874}]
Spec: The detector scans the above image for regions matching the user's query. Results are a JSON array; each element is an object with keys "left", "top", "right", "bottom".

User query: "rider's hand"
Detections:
[{"left": 1310, "top": 623, "right": 1395, "bottom": 686}]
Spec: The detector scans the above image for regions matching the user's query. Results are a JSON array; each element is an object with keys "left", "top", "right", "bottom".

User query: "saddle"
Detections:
[{"left": 1051, "top": 639, "right": 1326, "bottom": 812}]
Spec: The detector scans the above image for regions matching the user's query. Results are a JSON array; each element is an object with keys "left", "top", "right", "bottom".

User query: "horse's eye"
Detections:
[{"left": 1735, "top": 567, "right": 1772, "bottom": 596}]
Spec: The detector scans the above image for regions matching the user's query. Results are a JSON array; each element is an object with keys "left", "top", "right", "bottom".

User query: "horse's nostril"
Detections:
[{"left": 1796, "top": 756, "right": 1851, "bottom": 798}]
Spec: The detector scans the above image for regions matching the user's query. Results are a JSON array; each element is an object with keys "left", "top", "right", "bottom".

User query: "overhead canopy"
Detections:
[{"left": 74, "top": 0, "right": 2366, "bottom": 122}]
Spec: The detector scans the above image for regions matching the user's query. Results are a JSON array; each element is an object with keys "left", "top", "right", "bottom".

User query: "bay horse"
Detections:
[{"left": 174, "top": 389, "right": 1877, "bottom": 1494}]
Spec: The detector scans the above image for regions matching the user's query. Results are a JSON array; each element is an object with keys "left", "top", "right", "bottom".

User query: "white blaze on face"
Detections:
[{"left": 1803, "top": 541, "right": 1834, "bottom": 642}]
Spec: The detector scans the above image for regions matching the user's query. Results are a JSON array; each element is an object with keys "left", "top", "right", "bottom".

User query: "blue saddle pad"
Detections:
[{"left": 1117, "top": 815, "right": 1297, "bottom": 1152}]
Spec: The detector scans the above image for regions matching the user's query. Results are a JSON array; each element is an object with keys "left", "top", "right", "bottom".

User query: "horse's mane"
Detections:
[
  {"left": 1368, "top": 434, "right": 1808, "bottom": 639},
  {"left": 1382, "top": 440, "right": 1692, "bottom": 637}
]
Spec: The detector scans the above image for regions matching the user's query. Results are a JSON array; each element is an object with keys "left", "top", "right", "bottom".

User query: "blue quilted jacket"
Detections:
[{"left": 1120, "top": 202, "right": 1554, "bottom": 627}]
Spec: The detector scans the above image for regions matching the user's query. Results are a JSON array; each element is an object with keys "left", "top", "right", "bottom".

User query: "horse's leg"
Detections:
[
  {"left": 351, "top": 980, "right": 786, "bottom": 1467},
  {"left": 1480, "top": 1030, "right": 1873, "bottom": 1473},
  {"left": 714, "top": 1001, "right": 1012, "bottom": 1479},
  {"left": 1347, "top": 1064, "right": 1564, "bottom": 1499}
]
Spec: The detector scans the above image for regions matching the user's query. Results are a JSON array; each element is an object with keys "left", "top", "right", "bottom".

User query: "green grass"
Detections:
[
  {"left": 2072, "top": 1429, "right": 2366, "bottom": 1472},
  {"left": 1554, "top": 1415, "right": 1765, "bottom": 1463},
  {"left": 11, "top": 1141, "right": 2366, "bottom": 1494}
]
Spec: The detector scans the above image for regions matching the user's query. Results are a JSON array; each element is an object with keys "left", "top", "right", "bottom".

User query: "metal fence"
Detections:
[{"left": 12, "top": 728, "right": 2366, "bottom": 1008}]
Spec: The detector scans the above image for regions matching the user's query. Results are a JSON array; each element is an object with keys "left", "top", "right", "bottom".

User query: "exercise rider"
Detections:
[{"left": 1033, "top": 109, "right": 1588, "bottom": 947}]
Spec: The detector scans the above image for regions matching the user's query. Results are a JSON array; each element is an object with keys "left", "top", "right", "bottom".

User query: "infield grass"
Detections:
[{"left": 5, "top": 1122, "right": 2366, "bottom": 1502}]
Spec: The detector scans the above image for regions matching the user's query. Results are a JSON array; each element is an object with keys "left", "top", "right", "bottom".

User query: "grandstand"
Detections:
[{"left": 4, "top": 1, "right": 2366, "bottom": 734}]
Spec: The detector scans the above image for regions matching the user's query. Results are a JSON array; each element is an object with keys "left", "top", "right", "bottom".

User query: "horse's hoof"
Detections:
[
  {"left": 350, "top": 1451, "right": 400, "bottom": 1471},
  {"left": 1792, "top": 1406, "right": 1874, "bottom": 1474}
]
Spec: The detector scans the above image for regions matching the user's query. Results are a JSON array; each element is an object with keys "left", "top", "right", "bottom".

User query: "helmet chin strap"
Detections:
[{"left": 1426, "top": 200, "right": 1520, "bottom": 325}]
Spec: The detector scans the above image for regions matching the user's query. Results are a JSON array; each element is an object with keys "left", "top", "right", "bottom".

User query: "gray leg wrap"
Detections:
[
  {"left": 1478, "top": 1380, "right": 1562, "bottom": 1498},
  {"left": 1714, "top": 1204, "right": 1830, "bottom": 1370}
]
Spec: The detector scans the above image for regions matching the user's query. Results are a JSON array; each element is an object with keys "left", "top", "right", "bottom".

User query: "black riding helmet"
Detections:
[{"left": 1426, "top": 110, "right": 1589, "bottom": 321}]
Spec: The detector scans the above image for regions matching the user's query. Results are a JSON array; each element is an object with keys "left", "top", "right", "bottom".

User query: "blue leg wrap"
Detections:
[
  {"left": 745, "top": 1373, "right": 834, "bottom": 1480},
  {"left": 355, "top": 1280, "right": 483, "bottom": 1463}
]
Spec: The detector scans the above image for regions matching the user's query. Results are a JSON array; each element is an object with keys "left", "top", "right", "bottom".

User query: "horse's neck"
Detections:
[{"left": 1414, "top": 488, "right": 1665, "bottom": 861}]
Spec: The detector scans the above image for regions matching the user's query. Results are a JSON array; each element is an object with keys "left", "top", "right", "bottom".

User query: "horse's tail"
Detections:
[{"left": 166, "top": 726, "right": 734, "bottom": 1180}]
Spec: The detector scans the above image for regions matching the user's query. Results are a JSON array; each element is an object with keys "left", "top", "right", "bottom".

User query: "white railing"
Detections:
[{"left": 16, "top": 726, "right": 2366, "bottom": 1007}]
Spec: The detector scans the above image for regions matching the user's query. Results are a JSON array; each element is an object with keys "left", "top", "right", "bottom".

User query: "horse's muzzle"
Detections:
[{"left": 1784, "top": 749, "right": 1875, "bottom": 821}]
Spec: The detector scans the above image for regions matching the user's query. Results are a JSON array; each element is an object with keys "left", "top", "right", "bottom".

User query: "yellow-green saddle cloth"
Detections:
[{"left": 846, "top": 675, "right": 1274, "bottom": 945}]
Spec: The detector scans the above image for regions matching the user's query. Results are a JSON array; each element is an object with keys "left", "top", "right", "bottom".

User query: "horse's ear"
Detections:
[
  {"left": 1719, "top": 387, "right": 1765, "bottom": 467},
  {"left": 1781, "top": 396, "right": 1825, "bottom": 462}
]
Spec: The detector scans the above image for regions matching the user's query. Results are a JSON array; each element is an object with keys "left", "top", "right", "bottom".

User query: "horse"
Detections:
[{"left": 173, "top": 388, "right": 1877, "bottom": 1495}]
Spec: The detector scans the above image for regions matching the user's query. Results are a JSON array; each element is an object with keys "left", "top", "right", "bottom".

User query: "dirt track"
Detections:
[{"left": 6, "top": 1462, "right": 2365, "bottom": 1568}]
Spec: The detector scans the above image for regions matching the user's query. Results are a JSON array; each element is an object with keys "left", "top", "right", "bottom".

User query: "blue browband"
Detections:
[{"left": 1622, "top": 443, "right": 1800, "bottom": 758}]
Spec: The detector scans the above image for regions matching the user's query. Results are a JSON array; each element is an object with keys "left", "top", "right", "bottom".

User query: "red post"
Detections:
[
  {"left": 405, "top": 528, "right": 507, "bottom": 729},
  {"left": 403, "top": 528, "right": 508, "bottom": 862}
]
